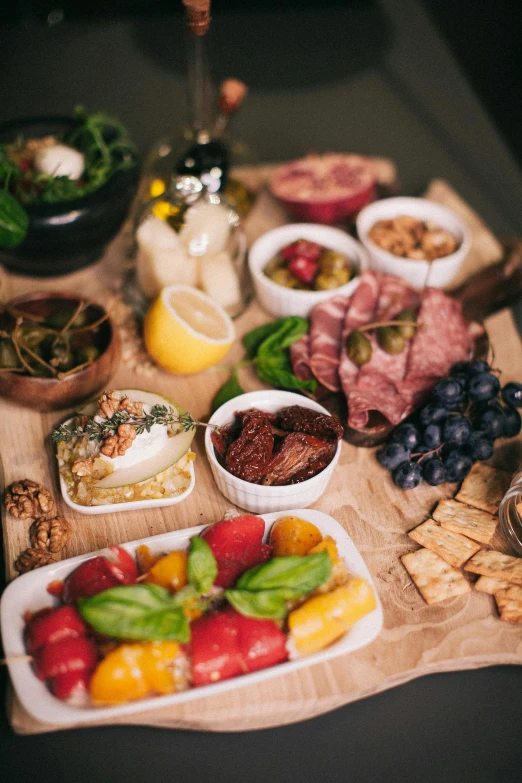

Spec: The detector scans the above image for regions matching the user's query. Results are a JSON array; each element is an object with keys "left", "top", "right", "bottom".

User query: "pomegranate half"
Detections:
[{"left": 269, "top": 153, "right": 376, "bottom": 225}]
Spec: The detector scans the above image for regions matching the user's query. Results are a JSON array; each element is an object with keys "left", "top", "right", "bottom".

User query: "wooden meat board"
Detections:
[{"left": 1, "top": 176, "right": 522, "bottom": 735}]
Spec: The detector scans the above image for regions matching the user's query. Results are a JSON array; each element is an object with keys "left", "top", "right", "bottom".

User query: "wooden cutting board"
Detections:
[{"left": 1, "top": 175, "right": 522, "bottom": 735}]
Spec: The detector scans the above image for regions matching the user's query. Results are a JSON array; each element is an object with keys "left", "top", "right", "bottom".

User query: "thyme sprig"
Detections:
[{"left": 52, "top": 405, "right": 198, "bottom": 445}]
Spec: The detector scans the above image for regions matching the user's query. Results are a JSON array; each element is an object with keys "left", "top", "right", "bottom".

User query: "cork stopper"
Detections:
[{"left": 183, "top": 0, "right": 211, "bottom": 36}]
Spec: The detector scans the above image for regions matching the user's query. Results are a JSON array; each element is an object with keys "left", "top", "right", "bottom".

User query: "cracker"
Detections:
[
  {"left": 464, "top": 549, "right": 522, "bottom": 586},
  {"left": 494, "top": 586, "right": 522, "bottom": 624},
  {"left": 432, "top": 499, "right": 498, "bottom": 545},
  {"left": 455, "top": 463, "right": 511, "bottom": 515},
  {"left": 408, "top": 520, "right": 481, "bottom": 568},
  {"left": 474, "top": 575, "right": 511, "bottom": 594},
  {"left": 401, "top": 547, "right": 471, "bottom": 604}
]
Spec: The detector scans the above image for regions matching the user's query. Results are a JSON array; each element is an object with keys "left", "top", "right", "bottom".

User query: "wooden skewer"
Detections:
[{"left": 1, "top": 654, "right": 33, "bottom": 665}]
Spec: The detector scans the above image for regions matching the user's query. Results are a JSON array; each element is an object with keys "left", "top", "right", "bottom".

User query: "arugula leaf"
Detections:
[
  {"left": 0, "top": 190, "right": 28, "bottom": 248},
  {"left": 77, "top": 583, "right": 189, "bottom": 642},
  {"left": 211, "top": 372, "right": 245, "bottom": 412},
  {"left": 225, "top": 587, "right": 302, "bottom": 619},
  {"left": 236, "top": 552, "right": 331, "bottom": 594},
  {"left": 256, "top": 351, "right": 316, "bottom": 393},
  {"left": 187, "top": 537, "right": 218, "bottom": 594}
]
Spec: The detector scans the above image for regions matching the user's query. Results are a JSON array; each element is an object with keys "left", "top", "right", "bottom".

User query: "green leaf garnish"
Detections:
[
  {"left": 77, "top": 583, "right": 189, "bottom": 642},
  {"left": 187, "top": 537, "right": 218, "bottom": 594},
  {"left": 211, "top": 372, "right": 245, "bottom": 412},
  {"left": 0, "top": 189, "right": 29, "bottom": 248},
  {"left": 225, "top": 588, "right": 302, "bottom": 619},
  {"left": 236, "top": 552, "right": 331, "bottom": 594}
]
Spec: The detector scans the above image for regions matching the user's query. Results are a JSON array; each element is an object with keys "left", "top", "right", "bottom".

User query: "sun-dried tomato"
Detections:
[
  {"left": 225, "top": 410, "right": 274, "bottom": 482},
  {"left": 277, "top": 405, "right": 344, "bottom": 441}
]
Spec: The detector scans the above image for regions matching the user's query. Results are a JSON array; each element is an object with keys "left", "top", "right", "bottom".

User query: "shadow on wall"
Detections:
[{"left": 130, "top": 2, "right": 392, "bottom": 91}]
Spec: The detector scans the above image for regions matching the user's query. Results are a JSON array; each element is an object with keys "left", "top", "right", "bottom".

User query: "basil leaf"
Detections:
[
  {"left": 225, "top": 587, "right": 302, "bottom": 619},
  {"left": 0, "top": 190, "right": 29, "bottom": 248},
  {"left": 188, "top": 536, "right": 218, "bottom": 594},
  {"left": 78, "top": 583, "right": 190, "bottom": 642},
  {"left": 211, "top": 372, "right": 245, "bottom": 412},
  {"left": 236, "top": 552, "right": 331, "bottom": 594},
  {"left": 256, "top": 317, "right": 309, "bottom": 357},
  {"left": 242, "top": 320, "right": 285, "bottom": 358},
  {"left": 256, "top": 352, "right": 316, "bottom": 393}
]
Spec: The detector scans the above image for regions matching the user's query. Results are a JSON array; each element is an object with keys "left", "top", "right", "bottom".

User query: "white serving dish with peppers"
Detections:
[{"left": 0, "top": 509, "right": 383, "bottom": 726}]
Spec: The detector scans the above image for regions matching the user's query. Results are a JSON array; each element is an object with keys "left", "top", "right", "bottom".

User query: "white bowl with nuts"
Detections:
[{"left": 356, "top": 197, "right": 471, "bottom": 289}]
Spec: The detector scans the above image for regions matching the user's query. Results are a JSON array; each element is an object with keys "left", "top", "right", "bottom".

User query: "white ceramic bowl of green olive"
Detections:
[{"left": 248, "top": 224, "right": 370, "bottom": 318}]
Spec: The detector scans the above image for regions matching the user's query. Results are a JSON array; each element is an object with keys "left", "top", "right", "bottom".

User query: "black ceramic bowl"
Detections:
[{"left": 0, "top": 116, "right": 140, "bottom": 277}]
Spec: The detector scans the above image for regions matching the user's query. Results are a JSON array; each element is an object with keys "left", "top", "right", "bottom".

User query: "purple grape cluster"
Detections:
[{"left": 377, "top": 362, "right": 522, "bottom": 490}]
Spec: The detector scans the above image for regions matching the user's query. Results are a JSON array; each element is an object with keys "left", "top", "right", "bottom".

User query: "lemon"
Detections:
[{"left": 144, "top": 285, "right": 235, "bottom": 374}]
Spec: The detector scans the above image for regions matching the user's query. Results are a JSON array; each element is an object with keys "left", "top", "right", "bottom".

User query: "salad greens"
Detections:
[
  {"left": 211, "top": 316, "right": 316, "bottom": 412},
  {"left": 0, "top": 106, "right": 137, "bottom": 248}
]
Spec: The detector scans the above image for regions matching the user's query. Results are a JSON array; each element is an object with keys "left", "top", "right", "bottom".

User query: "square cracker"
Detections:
[
  {"left": 408, "top": 520, "right": 481, "bottom": 568},
  {"left": 432, "top": 499, "right": 498, "bottom": 545},
  {"left": 401, "top": 547, "right": 471, "bottom": 605},
  {"left": 494, "top": 586, "right": 522, "bottom": 624},
  {"left": 455, "top": 463, "right": 511, "bottom": 515},
  {"left": 464, "top": 549, "right": 522, "bottom": 586},
  {"left": 474, "top": 575, "right": 511, "bottom": 594}
]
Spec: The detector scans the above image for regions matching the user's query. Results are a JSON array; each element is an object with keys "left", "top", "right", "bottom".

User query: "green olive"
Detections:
[
  {"left": 377, "top": 326, "right": 405, "bottom": 355},
  {"left": 314, "top": 268, "right": 350, "bottom": 290},
  {"left": 346, "top": 329, "right": 372, "bottom": 366},
  {"left": 394, "top": 308, "right": 418, "bottom": 339},
  {"left": 264, "top": 255, "right": 285, "bottom": 279},
  {"left": 318, "top": 250, "right": 350, "bottom": 274},
  {"left": 269, "top": 268, "right": 301, "bottom": 288},
  {"left": 0, "top": 339, "right": 20, "bottom": 369},
  {"left": 75, "top": 345, "right": 100, "bottom": 364}
]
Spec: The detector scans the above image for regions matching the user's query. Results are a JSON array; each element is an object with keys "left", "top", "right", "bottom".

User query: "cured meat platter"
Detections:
[{"left": 1, "top": 170, "right": 522, "bottom": 735}]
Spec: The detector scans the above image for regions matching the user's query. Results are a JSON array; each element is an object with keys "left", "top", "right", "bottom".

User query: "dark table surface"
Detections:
[{"left": 1, "top": 2, "right": 522, "bottom": 781}]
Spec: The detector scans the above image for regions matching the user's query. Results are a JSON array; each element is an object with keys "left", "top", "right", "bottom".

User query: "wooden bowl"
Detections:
[{"left": 0, "top": 292, "right": 120, "bottom": 411}]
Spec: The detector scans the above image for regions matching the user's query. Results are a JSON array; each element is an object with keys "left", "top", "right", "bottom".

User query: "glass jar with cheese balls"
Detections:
[
  {"left": 133, "top": 174, "right": 249, "bottom": 319},
  {"left": 499, "top": 469, "right": 522, "bottom": 555}
]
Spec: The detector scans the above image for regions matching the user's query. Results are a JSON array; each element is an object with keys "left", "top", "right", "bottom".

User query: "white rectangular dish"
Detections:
[
  {"left": 59, "top": 460, "right": 195, "bottom": 516},
  {"left": 0, "top": 508, "right": 383, "bottom": 726}
]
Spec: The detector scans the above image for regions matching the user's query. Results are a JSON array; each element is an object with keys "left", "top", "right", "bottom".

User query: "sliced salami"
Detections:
[
  {"left": 406, "top": 288, "right": 473, "bottom": 382},
  {"left": 309, "top": 295, "right": 350, "bottom": 391},
  {"left": 289, "top": 334, "right": 314, "bottom": 381}
]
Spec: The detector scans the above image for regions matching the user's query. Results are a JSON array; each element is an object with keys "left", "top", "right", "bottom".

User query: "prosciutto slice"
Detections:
[{"left": 309, "top": 295, "right": 349, "bottom": 391}]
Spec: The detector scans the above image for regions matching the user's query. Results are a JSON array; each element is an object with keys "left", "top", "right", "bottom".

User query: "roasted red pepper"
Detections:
[
  {"left": 26, "top": 605, "right": 87, "bottom": 655},
  {"left": 33, "top": 636, "right": 98, "bottom": 681},
  {"left": 280, "top": 239, "right": 322, "bottom": 262},
  {"left": 200, "top": 515, "right": 272, "bottom": 588},
  {"left": 190, "top": 607, "right": 288, "bottom": 686},
  {"left": 287, "top": 255, "right": 318, "bottom": 285},
  {"left": 62, "top": 546, "right": 138, "bottom": 603}
]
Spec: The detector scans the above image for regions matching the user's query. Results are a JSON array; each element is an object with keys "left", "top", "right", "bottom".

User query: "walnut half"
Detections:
[
  {"left": 14, "top": 547, "right": 55, "bottom": 574},
  {"left": 30, "top": 517, "right": 72, "bottom": 553},
  {"left": 4, "top": 479, "right": 55, "bottom": 520},
  {"left": 101, "top": 423, "right": 137, "bottom": 458}
]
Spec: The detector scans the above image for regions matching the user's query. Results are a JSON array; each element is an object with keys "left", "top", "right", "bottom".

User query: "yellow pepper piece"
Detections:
[
  {"left": 149, "top": 179, "right": 166, "bottom": 198},
  {"left": 90, "top": 641, "right": 181, "bottom": 704},
  {"left": 308, "top": 535, "right": 338, "bottom": 561},
  {"left": 269, "top": 516, "right": 323, "bottom": 556},
  {"left": 145, "top": 550, "right": 188, "bottom": 592},
  {"left": 288, "top": 577, "right": 377, "bottom": 656}
]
